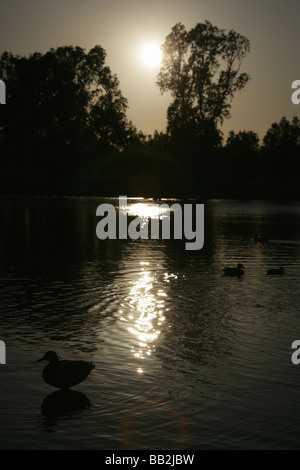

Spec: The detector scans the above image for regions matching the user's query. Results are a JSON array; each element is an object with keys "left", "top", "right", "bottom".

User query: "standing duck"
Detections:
[
  {"left": 223, "top": 263, "right": 245, "bottom": 276},
  {"left": 38, "top": 351, "right": 95, "bottom": 390},
  {"left": 266, "top": 267, "right": 285, "bottom": 275}
]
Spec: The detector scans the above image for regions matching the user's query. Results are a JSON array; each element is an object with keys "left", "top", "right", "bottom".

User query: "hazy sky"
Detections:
[{"left": 1, "top": 0, "right": 299, "bottom": 141}]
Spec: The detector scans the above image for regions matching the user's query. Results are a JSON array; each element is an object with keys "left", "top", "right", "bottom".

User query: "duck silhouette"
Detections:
[
  {"left": 266, "top": 267, "right": 285, "bottom": 275},
  {"left": 223, "top": 263, "right": 245, "bottom": 276},
  {"left": 38, "top": 351, "right": 95, "bottom": 390}
]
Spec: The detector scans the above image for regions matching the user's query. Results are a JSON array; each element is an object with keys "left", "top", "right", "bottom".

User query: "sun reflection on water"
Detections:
[
  {"left": 120, "top": 262, "right": 167, "bottom": 372},
  {"left": 126, "top": 202, "right": 169, "bottom": 220}
]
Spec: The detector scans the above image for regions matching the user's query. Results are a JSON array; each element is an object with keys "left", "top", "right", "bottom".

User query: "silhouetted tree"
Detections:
[
  {"left": 155, "top": 21, "right": 250, "bottom": 197},
  {"left": 261, "top": 116, "right": 300, "bottom": 196},
  {"left": 219, "top": 130, "right": 260, "bottom": 195},
  {"left": 0, "top": 46, "right": 137, "bottom": 181},
  {"left": 226, "top": 130, "right": 259, "bottom": 153},
  {"left": 147, "top": 130, "right": 171, "bottom": 151},
  {"left": 157, "top": 22, "right": 250, "bottom": 143},
  {"left": 263, "top": 116, "right": 300, "bottom": 151}
]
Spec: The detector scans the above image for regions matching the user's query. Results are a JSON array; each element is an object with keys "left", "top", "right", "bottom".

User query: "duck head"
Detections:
[{"left": 38, "top": 350, "right": 59, "bottom": 363}]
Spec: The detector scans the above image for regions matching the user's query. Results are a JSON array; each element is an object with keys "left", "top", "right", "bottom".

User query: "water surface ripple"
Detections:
[{"left": 0, "top": 198, "right": 300, "bottom": 449}]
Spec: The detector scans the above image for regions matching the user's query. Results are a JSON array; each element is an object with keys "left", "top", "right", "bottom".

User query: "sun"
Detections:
[{"left": 140, "top": 43, "right": 162, "bottom": 68}]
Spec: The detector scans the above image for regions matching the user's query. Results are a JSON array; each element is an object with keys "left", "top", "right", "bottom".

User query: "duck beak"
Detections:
[{"left": 37, "top": 355, "right": 45, "bottom": 362}]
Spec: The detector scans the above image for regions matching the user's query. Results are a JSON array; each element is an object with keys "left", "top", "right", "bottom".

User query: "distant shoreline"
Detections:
[{"left": 0, "top": 178, "right": 299, "bottom": 201}]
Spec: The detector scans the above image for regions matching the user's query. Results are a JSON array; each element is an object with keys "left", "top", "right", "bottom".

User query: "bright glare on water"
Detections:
[{"left": 0, "top": 197, "right": 300, "bottom": 449}]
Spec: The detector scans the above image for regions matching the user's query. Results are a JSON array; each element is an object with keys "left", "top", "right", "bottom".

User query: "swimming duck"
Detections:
[
  {"left": 254, "top": 235, "right": 269, "bottom": 244},
  {"left": 223, "top": 263, "right": 245, "bottom": 276},
  {"left": 38, "top": 351, "right": 95, "bottom": 390},
  {"left": 266, "top": 267, "right": 285, "bottom": 275}
]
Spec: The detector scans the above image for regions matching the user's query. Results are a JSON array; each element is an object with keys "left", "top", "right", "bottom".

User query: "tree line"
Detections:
[{"left": 0, "top": 21, "right": 299, "bottom": 199}]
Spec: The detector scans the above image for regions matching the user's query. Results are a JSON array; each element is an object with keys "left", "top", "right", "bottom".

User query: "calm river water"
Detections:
[{"left": 0, "top": 197, "right": 300, "bottom": 450}]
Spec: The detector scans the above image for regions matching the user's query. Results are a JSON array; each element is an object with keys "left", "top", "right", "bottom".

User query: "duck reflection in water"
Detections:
[
  {"left": 41, "top": 389, "right": 91, "bottom": 420},
  {"left": 267, "top": 267, "right": 285, "bottom": 275}
]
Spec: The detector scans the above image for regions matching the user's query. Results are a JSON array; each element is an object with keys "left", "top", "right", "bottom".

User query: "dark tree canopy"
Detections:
[
  {"left": 0, "top": 39, "right": 299, "bottom": 200},
  {"left": 261, "top": 116, "right": 300, "bottom": 191},
  {"left": 263, "top": 116, "right": 300, "bottom": 151},
  {"left": 222, "top": 130, "right": 260, "bottom": 188},
  {"left": 0, "top": 46, "right": 137, "bottom": 178},
  {"left": 157, "top": 21, "right": 250, "bottom": 136},
  {"left": 226, "top": 130, "right": 260, "bottom": 153}
]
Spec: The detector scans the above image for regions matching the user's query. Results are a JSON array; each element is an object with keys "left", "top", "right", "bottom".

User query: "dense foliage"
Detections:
[{"left": 0, "top": 23, "right": 299, "bottom": 199}]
